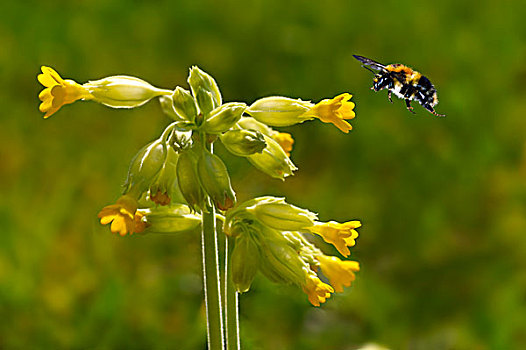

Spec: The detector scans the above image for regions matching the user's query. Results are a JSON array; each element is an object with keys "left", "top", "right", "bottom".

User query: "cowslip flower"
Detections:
[
  {"left": 37, "top": 66, "right": 93, "bottom": 118},
  {"left": 308, "top": 220, "right": 361, "bottom": 257},
  {"left": 302, "top": 272, "right": 334, "bottom": 306},
  {"left": 97, "top": 195, "right": 144, "bottom": 236},
  {"left": 317, "top": 255, "right": 360, "bottom": 293},
  {"left": 272, "top": 132, "right": 294, "bottom": 156},
  {"left": 302, "top": 93, "right": 356, "bottom": 133},
  {"left": 38, "top": 66, "right": 172, "bottom": 118}
]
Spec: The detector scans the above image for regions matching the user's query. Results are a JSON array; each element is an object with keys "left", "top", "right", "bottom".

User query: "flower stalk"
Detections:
[
  {"left": 201, "top": 142, "right": 225, "bottom": 350},
  {"left": 225, "top": 236, "right": 240, "bottom": 350}
]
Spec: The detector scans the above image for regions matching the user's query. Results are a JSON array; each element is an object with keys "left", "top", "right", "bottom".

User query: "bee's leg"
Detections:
[
  {"left": 424, "top": 104, "right": 446, "bottom": 117},
  {"left": 387, "top": 91, "right": 393, "bottom": 103},
  {"left": 405, "top": 99, "right": 416, "bottom": 114}
]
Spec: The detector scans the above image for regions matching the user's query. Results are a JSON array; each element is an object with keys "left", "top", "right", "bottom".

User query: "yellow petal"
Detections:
[
  {"left": 38, "top": 66, "right": 63, "bottom": 87},
  {"left": 39, "top": 99, "right": 52, "bottom": 113},
  {"left": 110, "top": 217, "right": 126, "bottom": 235},
  {"left": 100, "top": 215, "right": 117, "bottom": 225},
  {"left": 38, "top": 87, "right": 52, "bottom": 101},
  {"left": 318, "top": 255, "right": 359, "bottom": 293},
  {"left": 303, "top": 274, "right": 334, "bottom": 306},
  {"left": 44, "top": 107, "right": 60, "bottom": 119},
  {"left": 272, "top": 132, "right": 294, "bottom": 156},
  {"left": 329, "top": 118, "right": 352, "bottom": 133},
  {"left": 308, "top": 221, "right": 361, "bottom": 257},
  {"left": 97, "top": 195, "right": 139, "bottom": 236},
  {"left": 303, "top": 93, "right": 356, "bottom": 133},
  {"left": 50, "top": 86, "right": 66, "bottom": 108}
]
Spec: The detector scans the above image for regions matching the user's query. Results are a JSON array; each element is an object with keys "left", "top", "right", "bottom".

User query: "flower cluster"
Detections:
[
  {"left": 225, "top": 197, "right": 360, "bottom": 306},
  {"left": 38, "top": 65, "right": 360, "bottom": 307}
]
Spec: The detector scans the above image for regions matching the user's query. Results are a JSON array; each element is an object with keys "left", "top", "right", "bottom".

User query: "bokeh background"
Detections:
[{"left": 1, "top": 0, "right": 526, "bottom": 349}]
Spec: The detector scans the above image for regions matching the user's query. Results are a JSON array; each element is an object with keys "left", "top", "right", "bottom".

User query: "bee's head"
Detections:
[{"left": 372, "top": 73, "right": 389, "bottom": 91}]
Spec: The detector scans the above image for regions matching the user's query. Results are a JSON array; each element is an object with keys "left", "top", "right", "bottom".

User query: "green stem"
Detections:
[
  {"left": 225, "top": 237, "right": 240, "bottom": 350},
  {"left": 201, "top": 141, "right": 225, "bottom": 350}
]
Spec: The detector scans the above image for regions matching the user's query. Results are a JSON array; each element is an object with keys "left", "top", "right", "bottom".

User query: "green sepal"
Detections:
[
  {"left": 197, "top": 149, "right": 236, "bottom": 211},
  {"left": 176, "top": 150, "right": 205, "bottom": 212}
]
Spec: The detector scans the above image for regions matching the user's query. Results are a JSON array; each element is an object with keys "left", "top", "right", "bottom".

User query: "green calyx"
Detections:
[
  {"left": 220, "top": 129, "right": 266, "bottom": 156},
  {"left": 202, "top": 102, "right": 247, "bottom": 134},
  {"left": 176, "top": 150, "right": 205, "bottom": 212},
  {"left": 197, "top": 149, "right": 236, "bottom": 211}
]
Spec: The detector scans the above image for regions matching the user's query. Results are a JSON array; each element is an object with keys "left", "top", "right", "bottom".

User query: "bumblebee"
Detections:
[{"left": 353, "top": 55, "right": 444, "bottom": 117}]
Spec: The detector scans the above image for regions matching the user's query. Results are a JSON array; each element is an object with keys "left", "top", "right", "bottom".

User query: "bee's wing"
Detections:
[{"left": 353, "top": 55, "right": 387, "bottom": 71}]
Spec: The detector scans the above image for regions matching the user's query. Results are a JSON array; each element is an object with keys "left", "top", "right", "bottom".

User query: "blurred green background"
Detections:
[{"left": 1, "top": 0, "right": 526, "bottom": 348}]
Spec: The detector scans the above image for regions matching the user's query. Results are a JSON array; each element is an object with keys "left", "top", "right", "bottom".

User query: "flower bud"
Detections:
[
  {"left": 230, "top": 229, "right": 261, "bottom": 293},
  {"left": 246, "top": 96, "right": 313, "bottom": 127},
  {"left": 176, "top": 150, "right": 205, "bottom": 212},
  {"left": 188, "top": 66, "right": 222, "bottom": 109},
  {"left": 124, "top": 138, "right": 167, "bottom": 195},
  {"left": 197, "top": 149, "right": 236, "bottom": 211},
  {"left": 246, "top": 197, "right": 318, "bottom": 231},
  {"left": 83, "top": 76, "right": 170, "bottom": 109},
  {"left": 202, "top": 102, "right": 247, "bottom": 134},
  {"left": 195, "top": 87, "right": 215, "bottom": 118},
  {"left": 172, "top": 87, "right": 198, "bottom": 122},
  {"left": 247, "top": 135, "right": 297, "bottom": 179},
  {"left": 139, "top": 205, "right": 201, "bottom": 233},
  {"left": 220, "top": 129, "right": 266, "bottom": 157}
]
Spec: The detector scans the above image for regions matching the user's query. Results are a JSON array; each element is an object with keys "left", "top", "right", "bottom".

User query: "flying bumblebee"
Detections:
[{"left": 353, "top": 55, "right": 444, "bottom": 117}]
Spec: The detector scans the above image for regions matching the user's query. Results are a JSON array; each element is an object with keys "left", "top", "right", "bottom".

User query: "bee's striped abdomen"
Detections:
[{"left": 414, "top": 75, "right": 438, "bottom": 107}]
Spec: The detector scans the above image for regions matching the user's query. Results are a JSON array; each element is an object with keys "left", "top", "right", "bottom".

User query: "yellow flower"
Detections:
[
  {"left": 308, "top": 220, "right": 361, "bottom": 257},
  {"left": 317, "top": 255, "right": 359, "bottom": 293},
  {"left": 302, "top": 273, "right": 334, "bottom": 306},
  {"left": 302, "top": 93, "right": 355, "bottom": 133},
  {"left": 37, "top": 66, "right": 93, "bottom": 118},
  {"left": 272, "top": 132, "right": 294, "bottom": 156},
  {"left": 97, "top": 195, "right": 144, "bottom": 236}
]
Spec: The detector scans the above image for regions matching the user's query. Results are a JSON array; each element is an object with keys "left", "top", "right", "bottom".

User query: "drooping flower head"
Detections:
[
  {"left": 226, "top": 197, "right": 360, "bottom": 306},
  {"left": 303, "top": 93, "right": 356, "bottom": 133},
  {"left": 37, "top": 66, "right": 93, "bottom": 118}
]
